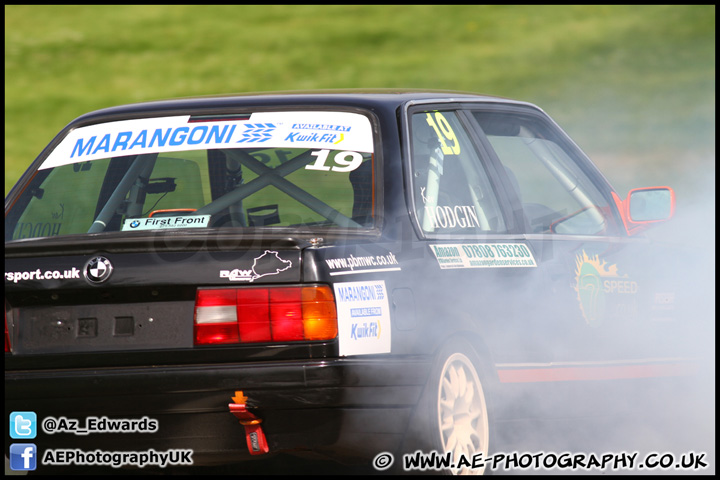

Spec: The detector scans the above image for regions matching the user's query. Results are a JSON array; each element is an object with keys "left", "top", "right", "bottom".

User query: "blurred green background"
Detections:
[{"left": 5, "top": 5, "right": 715, "bottom": 198}]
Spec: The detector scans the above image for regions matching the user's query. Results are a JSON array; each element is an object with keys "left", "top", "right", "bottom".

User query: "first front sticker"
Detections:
[
  {"left": 121, "top": 215, "right": 210, "bottom": 231},
  {"left": 334, "top": 280, "right": 391, "bottom": 356}
]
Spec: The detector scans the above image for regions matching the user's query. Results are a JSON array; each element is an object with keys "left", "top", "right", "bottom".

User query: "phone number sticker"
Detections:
[{"left": 430, "top": 243, "right": 537, "bottom": 269}]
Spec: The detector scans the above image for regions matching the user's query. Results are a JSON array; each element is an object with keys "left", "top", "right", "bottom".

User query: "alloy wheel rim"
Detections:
[{"left": 437, "top": 352, "right": 489, "bottom": 474}]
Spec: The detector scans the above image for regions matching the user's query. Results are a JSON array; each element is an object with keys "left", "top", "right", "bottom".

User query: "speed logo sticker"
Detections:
[
  {"left": 430, "top": 243, "right": 537, "bottom": 269},
  {"left": 334, "top": 280, "right": 391, "bottom": 356},
  {"left": 574, "top": 251, "right": 638, "bottom": 327}
]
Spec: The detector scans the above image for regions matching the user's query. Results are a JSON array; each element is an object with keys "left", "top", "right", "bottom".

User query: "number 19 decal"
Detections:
[
  {"left": 426, "top": 112, "right": 461, "bottom": 155},
  {"left": 305, "top": 150, "right": 364, "bottom": 172}
]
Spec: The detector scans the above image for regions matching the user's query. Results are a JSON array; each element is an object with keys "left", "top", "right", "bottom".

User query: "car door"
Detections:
[
  {"left": 404, "top": 103, "right": 559, "bottom": 367},
  {"left": 463, "top": 105, "right": 693, "bottom": 383},
  {"left": 404, "top": 100, "right": 690, "bottom": 383}
]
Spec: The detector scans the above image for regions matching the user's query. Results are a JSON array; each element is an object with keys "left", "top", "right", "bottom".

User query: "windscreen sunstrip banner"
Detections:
[{"left": 40, "top": 111, "right": 374, "bottom": 170}]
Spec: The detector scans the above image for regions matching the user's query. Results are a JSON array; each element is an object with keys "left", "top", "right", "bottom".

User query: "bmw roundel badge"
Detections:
[{"left": 84, "top": 256, "right": 113, "bottom": 284}]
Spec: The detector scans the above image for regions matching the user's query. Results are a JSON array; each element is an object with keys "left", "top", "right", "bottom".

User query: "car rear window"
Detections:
[{"left": 6, "top": 110, "right": 377, "bottom": 241}]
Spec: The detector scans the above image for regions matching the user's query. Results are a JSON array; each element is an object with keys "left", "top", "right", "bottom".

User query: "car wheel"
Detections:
[
  {"left": 437, "top": 350, "right": 490, "bottom": 474},
  {"left": 405, "top": 340, "right": 492, "bottom": 475}
]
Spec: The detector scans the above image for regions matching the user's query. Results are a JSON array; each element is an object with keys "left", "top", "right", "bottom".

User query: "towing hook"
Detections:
[{"left": 229, "top": 391, "right": 269, "bottom": 455}]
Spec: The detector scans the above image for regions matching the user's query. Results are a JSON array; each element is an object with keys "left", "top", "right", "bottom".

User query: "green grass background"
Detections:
[{"left": 5, "top": 5, "right": 715, "bottom": 198}]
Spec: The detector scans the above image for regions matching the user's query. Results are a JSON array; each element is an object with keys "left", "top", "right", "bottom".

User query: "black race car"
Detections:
[{"left": 4, "top": 90, "right": 699, "bottom": 473}]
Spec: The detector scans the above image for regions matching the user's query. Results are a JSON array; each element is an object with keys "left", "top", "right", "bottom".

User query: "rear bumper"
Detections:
[{"left": 5, "top": 356, "right": 432, "bottom": 466}]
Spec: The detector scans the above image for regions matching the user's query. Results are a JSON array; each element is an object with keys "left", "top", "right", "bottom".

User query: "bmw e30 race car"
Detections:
[{"left": 4, "top": 90, "right": 701, "bottom": 473}]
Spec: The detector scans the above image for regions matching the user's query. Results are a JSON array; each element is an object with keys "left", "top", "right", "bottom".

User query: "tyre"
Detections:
[{"left": 405, "top": 340, "right": 492, "bottom": 475}]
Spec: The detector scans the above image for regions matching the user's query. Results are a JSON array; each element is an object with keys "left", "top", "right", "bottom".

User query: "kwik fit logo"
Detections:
[{"left": 351, "top": 321, "right": 380, "bottom": 340}]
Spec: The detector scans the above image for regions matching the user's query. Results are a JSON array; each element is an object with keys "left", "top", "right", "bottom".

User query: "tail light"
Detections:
[{"left": 194, "top": 285, "right": 337, "bottom": 345}]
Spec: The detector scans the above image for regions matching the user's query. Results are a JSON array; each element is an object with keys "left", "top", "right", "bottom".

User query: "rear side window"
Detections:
[{"left": 6, "top": 111, "right": 377, "bottom": 241}]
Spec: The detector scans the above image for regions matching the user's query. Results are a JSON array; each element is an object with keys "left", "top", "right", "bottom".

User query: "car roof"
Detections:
[{"left": 68, "top": 89, "right": 536, "bottom": 125}]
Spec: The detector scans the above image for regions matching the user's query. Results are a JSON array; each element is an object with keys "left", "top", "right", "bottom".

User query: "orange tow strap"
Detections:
[{"left": 229, "top": 391, "right": 269, "bottom": 455}]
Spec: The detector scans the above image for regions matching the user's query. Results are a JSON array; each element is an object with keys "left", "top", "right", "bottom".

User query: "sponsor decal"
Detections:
[
  {"left": 41, "top": 111, "right": 373, "bottom": 170},
  {"left": 5, "top": 268, "right": 81, "bottom": 283},
  {"left": 291, "top": 123, "right": 352, "bottom": 132},
  {"left": 574, "top": 251, "right": 638, "bottom": 327},
  {"left": 430, "top": 243, "right": 537, "bottom": 269},
  {"left": 236, "top": 123, "right": 277, "bottom": 143},
  {"left": 325, "top": 252, "right": 400, "bottom": 276},
  {"left": 284, "top": 131, "right": 344, "bottom": 145},
  {"left": 350, "top": 307, "right": 382, "bottom": 317},
  {"left": 121, "top": 215, "right": 210, "bottom": 231},
  {"left": 219, "top": 250, "right": 292, "bottom": 282},
  {"left": 334, "top": 280, "right": 391, "bottom": 356},
  {"left": 83, "top": 256, "right": 113, "bottom": 285}
]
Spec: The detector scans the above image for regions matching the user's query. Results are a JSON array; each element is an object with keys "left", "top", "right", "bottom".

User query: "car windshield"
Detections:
[{"left": 6, "top": 110, "right": 377, "bottom": 241}]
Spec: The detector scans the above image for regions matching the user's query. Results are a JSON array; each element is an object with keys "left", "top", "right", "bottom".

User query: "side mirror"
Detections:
[
  {"left": 613, "top": 186, "right": 675, "bottom": 235},
  {"left": 627, "top": 187, "right": 675, "bottom": 222}
]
